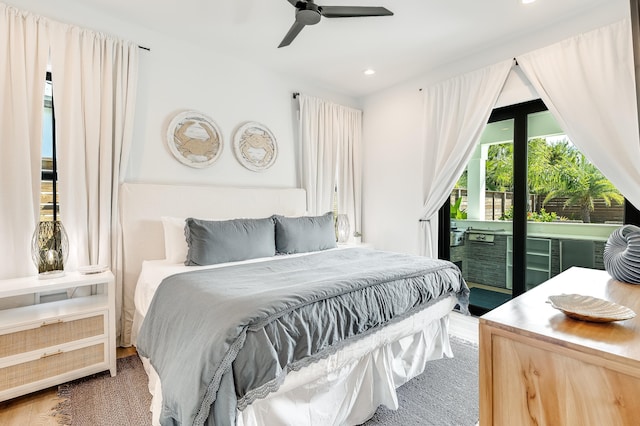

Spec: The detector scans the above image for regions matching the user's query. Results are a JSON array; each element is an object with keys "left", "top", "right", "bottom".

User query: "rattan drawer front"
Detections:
[
  {"left": 0, "top": 343, "right": 104, "bottom": 392},
  {"left": 0, "top": 314, "right": 105, "bottom": 359}
]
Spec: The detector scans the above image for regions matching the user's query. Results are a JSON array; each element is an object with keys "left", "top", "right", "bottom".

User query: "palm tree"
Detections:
[
  {"left": 527, "top": 138, "right": 555, "bottom": 195},
  {"left": 543, "top": 151, "right": 623, "bottom": 223},
  {"left": 486, "top": 143, "right": 513, "bottom": 191},
  {"left": 485, "top": 139, "right": 553, "bottom": 194}
]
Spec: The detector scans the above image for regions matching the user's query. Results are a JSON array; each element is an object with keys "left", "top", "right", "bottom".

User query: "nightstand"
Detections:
[{"left": 0, "top": 271, "right": 116, "bottom": 402}]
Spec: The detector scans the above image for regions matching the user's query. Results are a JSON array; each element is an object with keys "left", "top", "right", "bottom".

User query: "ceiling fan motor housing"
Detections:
[{"left": 296, "top": 1, "right": 322, "bottom": 25}]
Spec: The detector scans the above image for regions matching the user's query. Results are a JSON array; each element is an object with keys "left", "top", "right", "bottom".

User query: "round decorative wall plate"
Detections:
[
  {"left": 232, "top": 121, "right": 278, "bottom": 172},
  {"left": 166, "top": 111, "right": 223, "bottom": 168}
]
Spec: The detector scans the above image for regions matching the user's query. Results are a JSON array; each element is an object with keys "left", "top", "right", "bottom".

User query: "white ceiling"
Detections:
[{"left": 67, "top": 0, "right": 626, "bottom": 98}]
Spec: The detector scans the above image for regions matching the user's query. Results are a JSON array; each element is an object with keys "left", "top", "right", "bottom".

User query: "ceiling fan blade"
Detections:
[
  {"left": 320, "top": 6, "right": 393, "bottom": 18},
  {"left": 278, "top": 20, "right": 307, "bottom": 48}
]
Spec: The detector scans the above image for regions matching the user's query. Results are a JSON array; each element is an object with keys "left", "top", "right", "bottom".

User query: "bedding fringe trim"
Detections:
[{"left": 194, "top": 328, "right": 248, "bottom": 425}]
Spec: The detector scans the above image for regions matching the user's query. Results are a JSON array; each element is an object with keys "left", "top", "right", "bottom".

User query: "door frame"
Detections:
[{"left": 488, "top": 99, "right": 547, "bottom": 297}]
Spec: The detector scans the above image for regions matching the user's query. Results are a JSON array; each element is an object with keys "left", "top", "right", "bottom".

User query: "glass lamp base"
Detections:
[
  {"left": 335, "top": 214, "right": 350, "bottom": 244},
  {"left": 38, "top": 270, "right": 65, "bottom": 280}
]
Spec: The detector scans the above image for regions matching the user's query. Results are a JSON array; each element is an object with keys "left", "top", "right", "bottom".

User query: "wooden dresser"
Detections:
[{"left": 479, "top": 267, "right": 640, "bottom": 426}]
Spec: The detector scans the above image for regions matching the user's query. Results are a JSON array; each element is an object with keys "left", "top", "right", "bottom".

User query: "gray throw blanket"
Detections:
[{"left": 136, "top": 248, "right": 469, "bottom": 426}]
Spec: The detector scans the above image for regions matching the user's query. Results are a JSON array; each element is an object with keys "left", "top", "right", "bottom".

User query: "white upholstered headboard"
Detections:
[{"left": 119, "top": 182, "right": 306, "bottom": 345}]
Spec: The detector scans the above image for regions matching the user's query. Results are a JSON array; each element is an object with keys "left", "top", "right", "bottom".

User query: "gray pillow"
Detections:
[
  {"left": 184, "top": 217, "right": 276, "bottom": 266},
  {"left": 273, "top": 212, "right": 337, "bottom": 254}
]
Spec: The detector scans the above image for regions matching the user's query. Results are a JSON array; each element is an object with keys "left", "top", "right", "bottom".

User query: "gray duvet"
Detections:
[{"left": 136, "top": 248, "right": 469, "bottom": 426}]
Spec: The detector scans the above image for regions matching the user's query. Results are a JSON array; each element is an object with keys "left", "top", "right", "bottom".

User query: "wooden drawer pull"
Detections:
[
  {"left": 40, "top": 349, "right": 63, "bottom": 359},
  {"left": 40, "top": 319, "right": 64, "bottom": 327}
]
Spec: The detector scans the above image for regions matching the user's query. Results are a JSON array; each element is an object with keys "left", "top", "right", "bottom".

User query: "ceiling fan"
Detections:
[{"left": 278, "top": 0, "right": 393, "bottom": 48}]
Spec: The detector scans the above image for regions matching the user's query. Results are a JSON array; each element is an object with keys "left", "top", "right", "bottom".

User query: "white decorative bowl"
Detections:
[{"left": 548, "top": 294, "right": 636, "bottom": 323}]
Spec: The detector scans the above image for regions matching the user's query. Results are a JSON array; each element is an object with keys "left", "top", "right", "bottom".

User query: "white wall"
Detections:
[
  {"left": 361, "top": 80, "right": 425, "bottom": 254},
  {"left": 360, "top": 1, "right": 629, "bottom": 255},
  {"left": 7, "top": 0, "right": 359, "bottom": 189}
]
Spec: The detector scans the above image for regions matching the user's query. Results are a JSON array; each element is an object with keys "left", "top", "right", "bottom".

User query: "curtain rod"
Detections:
[
  {"left": 417, "top": 58, "right": 518, "bottom": 93},
  {"left": 293, "top": 92, "right": 299, "bottom": 99},
  {"left": 138, "top": 45, "right": 151, "bottom": 52}
]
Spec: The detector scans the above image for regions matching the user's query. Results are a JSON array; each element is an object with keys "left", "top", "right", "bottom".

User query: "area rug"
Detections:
[
  {"left": 52, "top": 337, "right": 478, "bottom": 425},
  {"left": 363, "top": 336, "right": 479, "bottom": 426},
  {"left": 52, "top": 355, "right": 152, "bottom": 425}
]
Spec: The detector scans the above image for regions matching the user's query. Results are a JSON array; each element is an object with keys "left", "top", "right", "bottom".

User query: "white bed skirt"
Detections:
[{"left": 138, "top": 295, "right": 457, "bottom": 426}]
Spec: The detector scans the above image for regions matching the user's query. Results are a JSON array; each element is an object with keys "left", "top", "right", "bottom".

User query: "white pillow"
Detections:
[{"left": 161, "top": 216, "right": 188, "bottom": 264}]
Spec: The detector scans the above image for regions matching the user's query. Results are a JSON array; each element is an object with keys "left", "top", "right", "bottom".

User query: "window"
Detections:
[
  {"left": 37, "top": 73, "right": 68, "bottom": 303},
  {"left": 40, "top": 72, "right": 58, "bottom": 222}
]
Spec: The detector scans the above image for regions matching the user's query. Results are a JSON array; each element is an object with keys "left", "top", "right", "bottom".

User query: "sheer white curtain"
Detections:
[
  {"left": 49, "top": 24, "right": 138, "bottom": 344},
  {"left": 298, "top": 95, "right": 363, "bottom": 236},
  {"left": 517, "top": 20, "right": 640, "bottom": 209},
  {"left": 0, "top": 5, "right": 49, "bottom": 279},
  {"left": 299, "top": 95, "right": 338, "bottom": 215},
  {"left": 336, "top": 106, "right": 363, "bottom": 240},
  {"left": 420, "top": 60, "right": 512, "bottom": 257}
]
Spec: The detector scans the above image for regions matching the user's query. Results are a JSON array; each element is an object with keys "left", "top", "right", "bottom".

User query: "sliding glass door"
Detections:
[
  {"left": 448, "top": 116, "right": 515, "bottom": 312},
  {"left": 442, "top": 100, "right": 625, "bottom": 314}
]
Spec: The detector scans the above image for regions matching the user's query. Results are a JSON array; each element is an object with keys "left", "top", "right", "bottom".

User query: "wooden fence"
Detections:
[
  {"left": 536, "top": 197, "right": 623, "bottom": 223},
  {"left": 450, "top": 189, "right": 623, "bottom": 223}
]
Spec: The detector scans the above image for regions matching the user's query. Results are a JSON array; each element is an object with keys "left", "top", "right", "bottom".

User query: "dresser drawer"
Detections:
[
  {"left": 0, "top": 312, "right": 106, "bottom": 358},
  {"left": 0, "top": 342, "right": 105, "bottom": 392}
]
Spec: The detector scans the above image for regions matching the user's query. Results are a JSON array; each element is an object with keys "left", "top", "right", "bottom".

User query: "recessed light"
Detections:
[
  {"left": 363, "top": 69, "right": 376, "bottom": 76},
  {"left": 521, "top": 0, "right": 535, "bottom": 4}
]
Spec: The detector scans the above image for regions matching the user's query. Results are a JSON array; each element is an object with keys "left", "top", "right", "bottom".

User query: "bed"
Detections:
[{"left": 120, "top": 183, "right": 469, "bottom": 426}]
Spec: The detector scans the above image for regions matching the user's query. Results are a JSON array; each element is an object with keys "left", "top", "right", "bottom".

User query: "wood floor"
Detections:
[
  {"left": 0, "top": 319, "right": 479, "bottom": 425},
  {"left": 449, "top": 310, "right": 480, "bottom": 345},
  {"left": 0, "top": 347, "right": 137, "bottom": 425}
]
